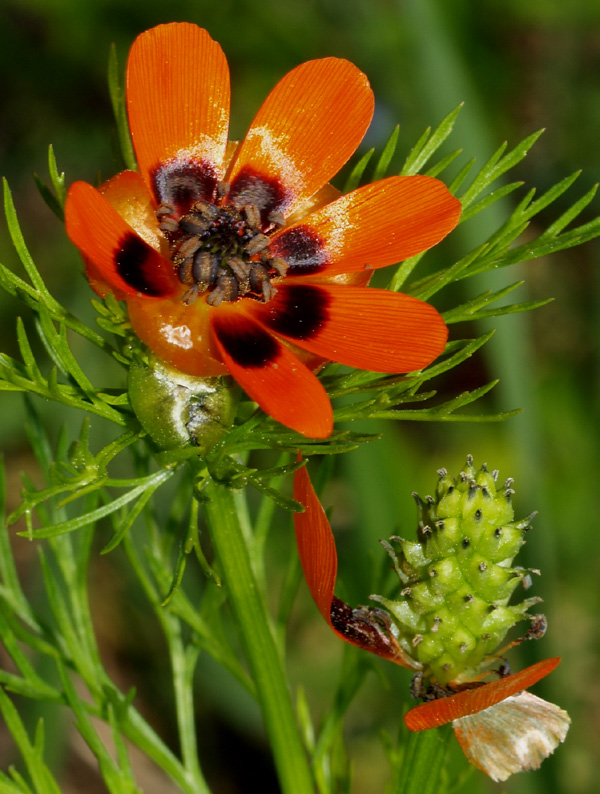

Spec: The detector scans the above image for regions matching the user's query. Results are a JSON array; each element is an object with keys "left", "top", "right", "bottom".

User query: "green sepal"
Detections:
[{"left": 128, "top": 358, "right": 239, "bottom": 454}]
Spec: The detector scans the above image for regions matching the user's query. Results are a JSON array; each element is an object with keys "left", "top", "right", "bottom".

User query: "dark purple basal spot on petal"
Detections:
[
  {"left": 214, "top": 316, "right": 279, "bottom": 368},
  {"left": 150, "top": 159, "right": 218, "bottom": 216},
  {"left": 261, "top": 284, "right": 329, "bottom": 340},
  {"left": 228, "top": 166, "right": 290, "bottom": 228},
  {"left": 330, "top": 597, "right": 400, "bottom": 658},
  {"left": 270, "top": 225, "right": 328, "bottom": 275},
  {"left": 115, "top": 233, "right": 171, "bottom": 296}
]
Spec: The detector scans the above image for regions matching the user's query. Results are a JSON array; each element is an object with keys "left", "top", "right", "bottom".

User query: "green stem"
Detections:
[
  {"left": 122, "top": 535, "right": 211, "bottom": 794},
  {"left": 167, "top": 620, "right": 207, "bottom": 793},
  {"left": 393, "top": 725, "right": 452, "bottom": 794},
  {"left": 202, "top": 477, "right": 314, "bottom": 794}
]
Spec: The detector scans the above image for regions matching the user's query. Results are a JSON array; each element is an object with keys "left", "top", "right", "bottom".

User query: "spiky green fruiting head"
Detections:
[{"left": 372, "top": 456, "right": 542, "bottom": 685}]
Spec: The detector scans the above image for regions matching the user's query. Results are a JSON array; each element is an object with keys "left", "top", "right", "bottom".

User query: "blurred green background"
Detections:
[{"left": 0, "top": 0, "right": 599, "bottom": 792}]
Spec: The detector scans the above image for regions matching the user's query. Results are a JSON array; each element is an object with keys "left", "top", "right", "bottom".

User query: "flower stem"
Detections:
[
  {"left": 167, "top": 619, "right": 207, "bottom": 792},
  {"left": 202, "top": 477, "right": 314, "bottom": 794},
  {"left": 393, "top": 725, "right": 452, "bottom": 794}
]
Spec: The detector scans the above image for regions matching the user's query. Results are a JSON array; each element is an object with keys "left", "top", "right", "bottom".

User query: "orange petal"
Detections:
[
  {"left": 250, "top": 282, "right": 448, "bottom": 372},
  {"left": 126, "top": 295, "right": 227, "bottom": 377},
  {"left": 270, "top": 176, "right": 461, "bottom": 276},
  {"left": 65, "top": 181, "right": 177, "bottom": 298},
  {"left": 227, "top": 58, "right": 374, "bottom": 222},
  {"left": 210, "top": 310, "right": 333, "bottom": 437},
  {"left": 293, "top": 462, "right": 338, "bottom": 624},
  {"left": 293, "top": 463, "right": 421, "bottom": 669},
  {"left": 404, "top": 657, "right": 562, "bottom": 731},
  {"left": 127, "top": 23, "right": 230, "bottom": 209},
  {"left": 98, "top": 170, "right": 165, "bottom": 251}
]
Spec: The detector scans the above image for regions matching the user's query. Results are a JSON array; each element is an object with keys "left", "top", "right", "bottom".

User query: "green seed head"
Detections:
[{"left": 372, "top": 456, "right": 542, "bottom": 684}]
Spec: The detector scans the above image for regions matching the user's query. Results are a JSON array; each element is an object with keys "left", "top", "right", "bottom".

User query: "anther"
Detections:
[
  {"left": 268, "top": 210, "right": 285, "bottom": 227},
  {"left": 192, "top": 251, "right": 219, "bottom": 286},
  {"left": 242, "top": 204, "right": 261, "bottom": 230},
  {"left": 174, "top": 236, "right": 203, "bottom": 264},
  {"left": 181, "top": 285, "right": 199, "bottom": 305},
  {"left": 156, "top": 203, "right": 175, "bottom": 218},
  {"left": 159, "top": 216, "right": 179, "bottom": 234},
  {"left": 244, "top": 233, "right": 271, "bottom": 255},
  {"left": 249, "top": 263, "right": 270, "bottom": 294},
  {"left": 270, "top": 257, "right": 289, "bottom": 277},
  {"left": 178, "top": 259, "right": 195, "bottom": 286},
  {"left": 261, "top": 279, "right": 277, "bottom": 302},
  {"left": 215, "top": 272, "right": 239, "bottom": 303},
  {"left": 179, "top": 214, "right": 210, "bottom": 236},
  {"left": 191, "top": 200, "right": 219, "bottom": 220},
  {"left": 227, "top": 257, "right": 251, "bottom": 283}
]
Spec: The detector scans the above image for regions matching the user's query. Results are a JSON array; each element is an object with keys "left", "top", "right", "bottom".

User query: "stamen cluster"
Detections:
[{"left": 156, "top": 188, "right": 289, "bottom": 306}]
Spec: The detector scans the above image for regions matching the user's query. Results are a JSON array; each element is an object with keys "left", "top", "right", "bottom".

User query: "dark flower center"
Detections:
[{"left": 155, "top": 183, "right": 288, "bottom": 306}]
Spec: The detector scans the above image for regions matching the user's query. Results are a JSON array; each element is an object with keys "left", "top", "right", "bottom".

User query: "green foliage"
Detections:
[{"left": 0, "top": 97, "right": 597, "bottom": 793}]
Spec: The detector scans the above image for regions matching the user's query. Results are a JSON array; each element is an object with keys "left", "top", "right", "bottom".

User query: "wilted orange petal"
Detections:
[
  {"left": 404, "top": 657, "right": 562, "bottom": 731},
  {"left": 250, "top": 282, "right": 448, "bottom": 372},
  {"left": 65, "top": 181, "right": 177, "bottom": 298},
  {"left": 293, "top": 462, "right": 338, "bottom": 624},
  {"left": 227, "top": 58, "right": 374, "bottom": 220},
  {"left": 293, "top": 463, "right": 422, "bottom": 669},
  {"left": 127, "top": 23, "right": 230, "bottom": 204},
  {"left": 211, "top": 310, "right": 333, "bottom": 438},
  {"left": 453, "top": 690, "right": 570, "bottom": 782},
  {"left": 271, "top": 176, "right": 461, "bottom": 276}
]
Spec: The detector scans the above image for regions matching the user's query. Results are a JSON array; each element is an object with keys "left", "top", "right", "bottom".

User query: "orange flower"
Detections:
[
  {"left": 293, "top": 462, "right": 570, "bottom": 782},
  {"left": 65, "top": 22, "right": 460, "bottom": 438}
]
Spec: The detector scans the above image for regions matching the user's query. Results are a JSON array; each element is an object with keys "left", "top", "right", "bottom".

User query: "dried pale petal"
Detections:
[{"left": 453, "top": 691, "right": 570, "bottom": 782}]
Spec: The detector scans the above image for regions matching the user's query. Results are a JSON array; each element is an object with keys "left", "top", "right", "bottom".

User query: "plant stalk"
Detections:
[{"left": 202, "top": 476, "right": 314, "bottom": 794}]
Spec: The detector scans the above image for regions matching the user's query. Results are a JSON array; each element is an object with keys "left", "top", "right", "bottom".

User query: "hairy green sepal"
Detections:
[{"left": 128, "top": 358, "right": 239, "bottom": 453}]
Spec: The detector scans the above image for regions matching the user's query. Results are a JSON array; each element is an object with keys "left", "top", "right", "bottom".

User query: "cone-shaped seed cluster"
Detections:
[{"left": 372, "top": 456, "right": 541, "bottom": 685}]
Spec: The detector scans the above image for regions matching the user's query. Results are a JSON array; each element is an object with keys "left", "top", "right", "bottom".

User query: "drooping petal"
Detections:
[
  {"left": 227, "top": 58, "right": 374, "bottom": 225},
  {"left": 249, "top": 282, "right": 448, "bottom": 372},
  {"left": 65, "top": 181, "right": 177, "bottom": 298},
  {"left": 211, "top": 310, "right": 333, "bottom": 438},
  {"left": 127, "top": 22, "right": 230, "bottom": 212},
  {"left": 270, "top": 176, "right": 462, "bottom": 276},
  {"left": 294, "top": 463, "right": 421, "bottom": 669},
  {"left": 404, "top": 657, "right": 562, "bottom": 731},
  {"left": 293, "top": 462, "right": 338, "bottom": 623},
  {"left": 453, "top": 690, "right": 570, "bottom": 782}
]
